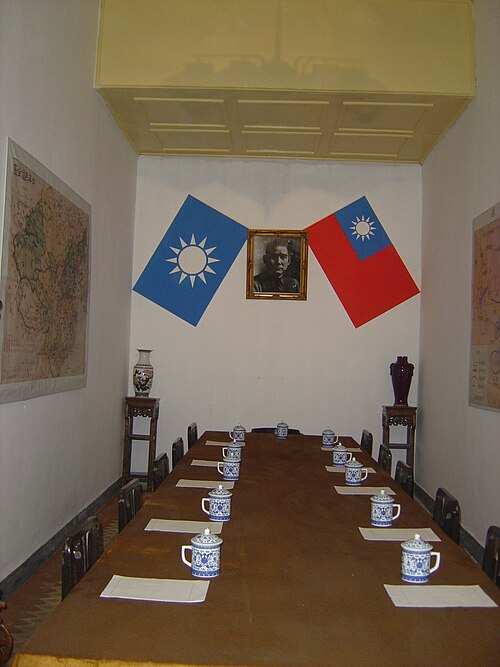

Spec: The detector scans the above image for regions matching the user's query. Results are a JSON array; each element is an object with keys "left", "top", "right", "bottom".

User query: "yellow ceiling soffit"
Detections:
[{"left": 95, "top": 0, "right": 475, "bottom": 163}]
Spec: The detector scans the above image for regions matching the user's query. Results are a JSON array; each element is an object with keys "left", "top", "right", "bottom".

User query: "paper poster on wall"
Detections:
[
  {"left": 0, "top": 139, "right": 90, "bottom": 404},
  {"left": 133, "top": 195, "right": 247, "bottom": 326},
  {"left": 307, "top": 196, "right": 420, "bottom": 327},
  {"left": 469, "top": 201, "right": 500, "bottom": 411}
]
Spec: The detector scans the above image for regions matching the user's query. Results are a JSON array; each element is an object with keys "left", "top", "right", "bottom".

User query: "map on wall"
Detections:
[
  {"left": 469, "top": 201, "right": 500, "bottom": 411},
  {"left": 0, "top": 139, "right": 90, "bottom": 404}
]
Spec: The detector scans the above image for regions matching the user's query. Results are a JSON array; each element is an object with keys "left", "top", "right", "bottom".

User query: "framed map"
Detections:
[
  {"left": 469, "top": 201, "right": 500, "bottom": 411},
  {"left": 0, "top": 139, "right": 90, "bottom": 404}
]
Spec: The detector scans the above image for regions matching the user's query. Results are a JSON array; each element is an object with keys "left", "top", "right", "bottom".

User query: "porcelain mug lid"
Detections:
[
  {"left": 322, "top": 428, "right": 334, "bottom": 435},
  {"left": 371, "top": 489, "right": 393, "bottom": 503},
  {"left": 232, "top": 424, "right": 245, "bottom": 432},
  {"left": 401, "top": 533, "right": 431, "bottom": 552},
  {"left": 192, "top": 528, "right": 223, "bottom": 546},
  {"left": 277, "top": 420, "right": 288, "bottom": 428},
  {"left": 209, "top": 484, "right": 232, "bottom": 498},
  {"left": 333, "top": 442, "right": 347, "bottom": 452},
  {"left": 345, "top": 456, "right": 362, "bottom": 468}
]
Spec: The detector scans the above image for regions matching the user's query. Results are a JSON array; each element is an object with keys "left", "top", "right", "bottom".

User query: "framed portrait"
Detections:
[{"left": 246, "top": 230, "right": 308, "bottom": 300}]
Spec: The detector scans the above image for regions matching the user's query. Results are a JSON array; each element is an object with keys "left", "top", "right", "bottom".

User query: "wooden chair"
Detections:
[
  {"left": 432, "top": 487, "right": 461, "bottom": 544},
  {"left": 171, "top": 436, "right": 185, "bottom": 468},
  {"left": 152, "top": 452, "right": 170, "bottom": 490},
  {"left": 118, "top": 478, "right": 143, "bottom": 532},
  {"left": 395, "top": 460, "right": 414, "bottom": 497},
  {"left": 360, "top": 429, "right": 373, "bottom": 457},
  {"left": 187, "top": 422, "right": 198, "bottom": 449},
  {"left": 482, "top": 525, "right": 500, "bottom": 587},
  {"left": 61, "top": 516, "right": 103, "bottom": 599},
  {"left": 377, "top": 443, "right": 392, "bottom": 475},
  {"left": 251, "top": 428, "right": 301, "bottom": 434},
  {"left": 0, "top": 595, "right": 13, "bottom": 666}
]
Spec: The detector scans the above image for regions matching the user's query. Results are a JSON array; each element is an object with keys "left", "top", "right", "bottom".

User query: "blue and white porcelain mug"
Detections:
[
  {"left": 217, "top": 457, "right": 240, "bottom": 481},
  {"left": 322, "top": 428, "right": 338, "bottom": 449},
  {"left": 344, "top": 457, "right": 369, "bottom": 486},
  {"left": 276, "top": 421, "right": 289, "bottom": 439},
  {"left": 229, "top": 424, "right": 246, "bottom": 443},
  {"left": 332, "top": 443, "right": 352, "bottom": 467},
  {"left": 222, "top": 441, "right": 242, "bottom": 462},
  {"left": 181, "top": 528, "right": 223, "bottom": 578},
  {"left": 202, "top": 484, "right": 232, "bottom": 522},
  {"left": 370, "top": 489, "right": 401, "bottom": 527},
  {"left": 401, "top": 533, "right": 441, "bottom": 584}
]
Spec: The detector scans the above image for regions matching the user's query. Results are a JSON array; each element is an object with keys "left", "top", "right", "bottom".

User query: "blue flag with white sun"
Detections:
[{"left": 133, "top": 195, "right": 248, "bottom": 326}]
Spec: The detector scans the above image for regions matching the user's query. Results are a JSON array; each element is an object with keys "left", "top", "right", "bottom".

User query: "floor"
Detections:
[{"left": 3, "top": 492, "right": 120, "bottom": 666}]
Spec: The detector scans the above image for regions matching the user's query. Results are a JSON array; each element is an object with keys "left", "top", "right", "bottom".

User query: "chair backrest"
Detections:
[
  {"left": 360, "top": 429, "right": 373, "bottom": 457},
  {"left": 377, "top": 444, "right": 392, "bottom": 475},
  {"left": 152, "top": 452, "right": 170, "bottom": 490},
  {"left": 395, "top": 460, "right": 414, "bottom": 497},
  {"left": 0, "top": 596, "right": 13, "bottom": 666},
  {"left": 187, "top": 422, "right": 198, "bottom": 449},
  {"left": 118, "top": 478, "right": 143, "bottom": 532},
  {"left": 251, "top": 428, "right": 301, "bottom": 434},
  {"left": 61, "top": 515, "right": 103, "bottom": 599},
  {"left": 482, "top": 525, "right": 500, "bottom": 587},
  {"left": 171, "top": 436, "right": 185, "bottom": 468},
  {"left": 432, "top": 487, "right": 461, "bottom": 544}
]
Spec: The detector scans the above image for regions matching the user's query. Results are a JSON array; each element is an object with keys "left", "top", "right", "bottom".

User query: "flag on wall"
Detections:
[
  {"left": 133, "top": 195, "right": 247, "bottom": 326},
  {"left": 307, "top": 196, "right": 419, "bottom": 327}
]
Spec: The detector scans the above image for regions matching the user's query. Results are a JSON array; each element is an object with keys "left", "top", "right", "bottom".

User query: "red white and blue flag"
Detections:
[{"left": 307, "top": 196, "right": 419, "bottom": 327}]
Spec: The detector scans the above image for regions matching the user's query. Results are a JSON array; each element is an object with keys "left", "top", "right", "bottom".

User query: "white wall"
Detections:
[
  {"left": 0, "top": 1, "right": 137, "bottom": 581},
  {"left": 419, "top": 0, "right": 500, "bottom": 544},
  {"left": 131, "top": 157, "right": 421, "bottom": 468}
]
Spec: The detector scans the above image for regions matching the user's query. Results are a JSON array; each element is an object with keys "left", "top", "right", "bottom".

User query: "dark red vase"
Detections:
[{"left": 390, "top": 356, "right": 414, "bottom": 405}]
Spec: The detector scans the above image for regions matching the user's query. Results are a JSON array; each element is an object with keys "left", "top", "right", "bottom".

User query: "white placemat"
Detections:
[
  {"left": 176, "top": 479, "right": 235, "bottom": 490},
  {"left": 334, "top": 485, "right": 395, "bottom": 495},
  {"left": 205, "top": 440, "right": 245, "bottom": 447},
  {"left": 326, "top": 466, "right": 376, "bottom": 473},
  {"left": 321, "top": 445, "right": 362, "bottom": 452},
  {"left": 358, "top": 527, "right": 441, "bottom": 541},
  {"left": 191, "top": 459, "right": 219, "bottom": 467},
  {"left": 384, "top": 584, "right": 497, "bottom": 608},
  {"left": 100, "top": 575, "right": 209, "bottom": 603},
  {"left": 145, "top": 519, "right": 223, "bottom": 534}
]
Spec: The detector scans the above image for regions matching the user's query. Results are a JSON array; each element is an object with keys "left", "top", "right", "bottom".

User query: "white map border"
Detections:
[
  {"left": 468, "top": 200, "right": 500, "bottom": 411},
  {"left": 0, "top": 138, "right": 91, "bottom": 404}
]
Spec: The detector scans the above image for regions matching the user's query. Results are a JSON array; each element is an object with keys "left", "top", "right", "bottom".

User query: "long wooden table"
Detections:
[{"left": 13, "top": 431, "right": 500, "bottom": 666}]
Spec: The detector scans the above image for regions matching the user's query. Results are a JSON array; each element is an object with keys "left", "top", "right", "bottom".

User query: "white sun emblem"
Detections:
[
  {"left": 166, "top": 234, "right": 220, "bottom": 286},
  {"left": 350, "top": 215, "right": 376, "bottom": 241}
]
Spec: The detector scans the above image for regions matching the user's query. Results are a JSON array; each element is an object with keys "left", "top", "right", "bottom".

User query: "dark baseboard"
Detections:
[
  {"left": 1, "top": 478, "right": 122, "bottom": 599},
  {"left": 414, "top": 483, "right": 434, "bottom": 514},
  {"left": 414, "top": 483, "right": 484, "bottom": 566}
]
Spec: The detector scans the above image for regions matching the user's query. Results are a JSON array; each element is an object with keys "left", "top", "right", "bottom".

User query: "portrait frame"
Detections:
[{"left": 246, "top": 229, "right": 308, "bottom": 300}]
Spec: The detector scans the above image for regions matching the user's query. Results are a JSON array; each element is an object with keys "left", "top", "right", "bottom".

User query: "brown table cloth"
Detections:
[{"left": 13, "top": 431, "right": 500, "bottom": 667}]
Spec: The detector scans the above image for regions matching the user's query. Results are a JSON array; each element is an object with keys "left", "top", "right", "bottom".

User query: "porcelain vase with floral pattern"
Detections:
[{"left": 132, "top": 349, "right": 154, "bottom": 397}]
